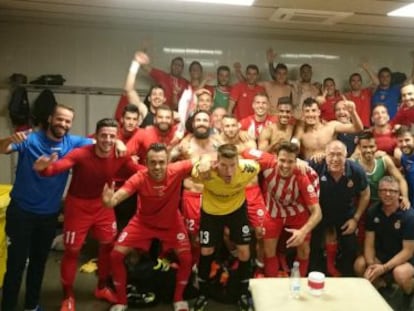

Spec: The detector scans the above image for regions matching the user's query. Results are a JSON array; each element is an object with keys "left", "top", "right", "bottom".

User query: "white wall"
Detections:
[{"left": 0, "top": 21, "right": 412, "bottom": 183}]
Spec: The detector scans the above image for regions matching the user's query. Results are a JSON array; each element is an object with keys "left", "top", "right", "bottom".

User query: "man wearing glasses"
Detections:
[{"left": 354, "top": 176, "right": 414, "bottom": 309}]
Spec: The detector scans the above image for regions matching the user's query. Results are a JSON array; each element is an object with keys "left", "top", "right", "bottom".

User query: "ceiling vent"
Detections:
[{"left": 270, "top": 8, "right": 353, "bottom": 25}]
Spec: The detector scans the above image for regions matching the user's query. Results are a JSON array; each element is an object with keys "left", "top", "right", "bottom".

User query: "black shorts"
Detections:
[{"left": 199, "top": 201, "right": 251, "bottom": 247}]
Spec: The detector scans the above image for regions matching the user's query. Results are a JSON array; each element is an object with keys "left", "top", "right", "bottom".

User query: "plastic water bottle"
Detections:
[{"left": 290, "top": 261, "right": 301, "bottom": 298}]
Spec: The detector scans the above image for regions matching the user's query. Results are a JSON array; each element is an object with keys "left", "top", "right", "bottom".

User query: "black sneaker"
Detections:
[
  {"left": 238, "top": 294, "right": 254, "bottom": 311},
  {"left": 192, "top": 295, "right": 208, "bottom": 311}
]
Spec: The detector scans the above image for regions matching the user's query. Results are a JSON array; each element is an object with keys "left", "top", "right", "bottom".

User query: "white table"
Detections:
[{"left": 249, "top": 277, "right": 393, "bottom": 311}]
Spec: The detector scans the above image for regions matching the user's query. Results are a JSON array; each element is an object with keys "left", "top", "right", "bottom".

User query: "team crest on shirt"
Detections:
[
  {"left": 257, "top": 209, "right": 264, "bottom": 217},
  {"left": 177, "top": 232, "right": 186, "bottom": 240},
  {"left": 347, "top": 180, "right": 354, "bottom": 188},
  {"left": 242, "top": 225, "right": 250, "bottom": 234},
  {"left": 153, "top": 185, "right": 165, "bottom": 196},
  {"left": 248, "top": 149, "right": 263, "bottom": 158},
  {"left": 321, "top": 176, "right": 327, "bottom": 182},
  {"left": 374, "top": 217, "right": 380, "bottom": 223},
  {"left": 307, "top": 185, "right": 314, "bottom": 193},
  {"left": 394, "top": 220, "right": 401, "bottom": 230}
]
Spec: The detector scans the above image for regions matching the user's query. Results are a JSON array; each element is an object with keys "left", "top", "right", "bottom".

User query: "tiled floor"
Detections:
[{"left": 6, "top": 249, "right": 238, "bottom": 311}]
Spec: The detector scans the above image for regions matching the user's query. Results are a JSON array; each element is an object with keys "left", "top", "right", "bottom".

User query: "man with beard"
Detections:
[
  {"left": 239, "top": 93, "right": 277, "bottom": 141},
  {"left": 124, "top": 51, "right": 167, "bottom": 128},
  {"left": 390, "top": 83, "right": 414, "bottom": 128},
  {"left": 355, "top": 131, "right": 409, "bottom": 209},
  {"left": 206, "top": 65, "right": 232, "bottom": 111},
  {"left": 258, "top": 97, "right": 296, "bottom": 153},
  {"left": 33, "top": 119, "right": 137, "bottom": 311},
  {"left": 396, "top": 126, "right": 414, "bottom": 204},
  {"left": 0, "top": 104, "right": 92, "bottom": 311},
  {"left": 171, "top": 110, "right": 221, "bottom": 267},
  {"left": 33, "top": 118, "right": 140, "bottom": 311},
  {"left": 126, "top": 105, "right": 179, "bottom": 164},
  {"left": 295, "top": 97, "right": 363, "bottom": 160}
]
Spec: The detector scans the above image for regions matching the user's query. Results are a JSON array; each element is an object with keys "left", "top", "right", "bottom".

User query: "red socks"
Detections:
[
  {"left": 264, "top": 256, "right": 279, "bottom": 277},
  {"left": 326, "top": 242, "right": 341, "bottom": 277},
  {"left": 110, "top": 250, "right": 127, "bottom": 304}
]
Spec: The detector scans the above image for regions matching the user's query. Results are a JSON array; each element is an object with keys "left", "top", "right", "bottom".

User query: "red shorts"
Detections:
[
  {"left": 181, "top": 190, "right": 202, "bottom": 235},
  {"left": 116, "top": 213, "right": 191, "bottom": 252},
  {"left": 245, "top": 185, "right": 266, "bottom": 228},
  {"left": 263, "top": 211, "right": 310, "bottom": 241},
  {"left": 63, "top": 195, "right": 117, "bottom": 248}
]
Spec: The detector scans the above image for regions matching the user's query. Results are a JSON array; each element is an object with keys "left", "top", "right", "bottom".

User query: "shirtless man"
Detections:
[
  {"left": 296, "top": 97, "right": 363, "bottom": 160},
  {"left": 291, "top": 64, "right": 320, "bottom": 117},
  {"left": 258, "top": 97, "right": 296, "bottom": 153},
  {"left": 171, "top": 110, "right": 221, "bottom": 266}
]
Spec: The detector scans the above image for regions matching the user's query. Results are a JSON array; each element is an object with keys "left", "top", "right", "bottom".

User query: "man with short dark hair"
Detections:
[
  {"left": 34, "top": 118, "right": 140, "bottom": 311},
  {"left": 192, "top": 143, "right": 260, "bottom": 311},
  {"left": 239, "top": 93, "right": 277, "bottom": 141},
  {"left": 258, "top": 97, "right": 295, "bottom": 153},
  {"left": 354, "top": 176, "right": 414, "bottom": 309},
  {"left": 372, "top": 67, "right": 401, "bottom": 118},
  {"left": 124, "top": 51, "right": 167, "bottom": 128},
  {"left": 396, "top": 126, "right": 414, "bottom": 204},
  {"left": 142, "top": 55, "right": 189, "bottom": 110},
  {"left": 103, "top": 143, "right": 203, "bottom": 311},
  {"left": 345, "top": 62, "right": 379, "bottom": 128},
  {"left": 0, "top": 104, "right": 92, "bottom": 311},
  {"left": 207, "top": 65, "right": 232, "bottom": 110},
  {"left": 243, "top": 142, "right": 321, "bottom": 277},
  {"left": 228, "top": 64, "right": 265, "bottom": 120}
]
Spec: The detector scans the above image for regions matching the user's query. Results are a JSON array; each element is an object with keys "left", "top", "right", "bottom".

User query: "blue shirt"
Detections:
[
  {"left": 310, "top": 160, "right": 368, "bottom": 225},
  {"left": 11, "top": 130, "right": 92, "bottom": 214},
  {"left": 372, "top": 84, "right": 401, "bottom": 118},
  {"left": 401, "top": 152, "right": 414, "bottom": 205},
  {"left": 366, "top": 203, "right": 414, "bottom": 262},
  {"left": 337, "top": 133, "right": 357, "bottom": 157}
]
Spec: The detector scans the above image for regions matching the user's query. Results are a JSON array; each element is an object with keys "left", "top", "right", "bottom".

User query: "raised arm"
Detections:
[
  {"left": 334, "top": 98, "right": 364, "bottom": 134},
  {"left": 233, "top": 62, "right": 246, "bottom": 82},
  {"left": 124, "top": 51, "right": 150, "bottom": 124},
  {"left": 360, "top": 61, "right": 379, "bottom": 87},
  {"left": 266, "top": 48, "right": 276, "bottom": 79}
]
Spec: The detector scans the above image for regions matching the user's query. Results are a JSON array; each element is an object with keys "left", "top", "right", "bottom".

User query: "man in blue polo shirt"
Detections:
[
  {"left": 371, "top": 67, "right": 401, "bottom": 118},
  {"left": 396, "top": 126, "right": 414, "bottom": 205},
  {"left": 354, "top": 176, "right": 414, "bottom": 309},
  {"left": 0, "top": 104, "right": 92, "bottom": 311},
  {"left": 309, "top": 140, "right": 370, "bottom": 276}
]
